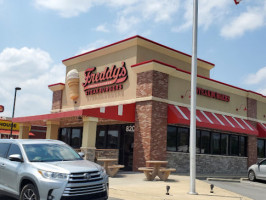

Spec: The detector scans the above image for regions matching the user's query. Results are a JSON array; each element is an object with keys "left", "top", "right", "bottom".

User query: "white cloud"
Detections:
[
  {"left": 221, "top": 6, "right": 266, "bottom": 38},
  {"left": 76, "top": 39, "right": 109, "bottom": 55},
  {"left": 34, "top": 0, "right": 94, "bottom": 18},
  {"left": 0, "top": 47, "right": 65, "bottom": 117},
  {"left": 95, "top": 24, "right": 109, "bottom": 33},
  {"left": 245, "top": 66, "right": 266, "bottom": 85}
]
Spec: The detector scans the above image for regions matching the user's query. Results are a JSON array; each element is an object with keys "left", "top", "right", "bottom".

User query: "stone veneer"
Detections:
[
  {"left": 95, "top": 149, "right": 119, "bottom": 165},
  {"left": 167, "top": 152, "right": 248, "bottom": 175},
  {"left": 52, "top": 90, "right": 63, "bottom": 110},
  {"left": 133, "top": 70, "right": 168, "bottom": 171}
]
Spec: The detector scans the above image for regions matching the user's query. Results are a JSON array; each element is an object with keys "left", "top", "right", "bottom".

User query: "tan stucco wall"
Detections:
[
  {"left": 136, "top": 46, "right": 210, "bottom": 77},
  {"left": 257, "top": 101, "right": 266, "bottom": 121},
  {"left": 61, "top": 46, "right": 138, "bottom": 111}
]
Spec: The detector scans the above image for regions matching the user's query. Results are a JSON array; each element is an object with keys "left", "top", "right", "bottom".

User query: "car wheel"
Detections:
[
  {"left": 248, "top": 170, "right": 256, "bottom": 182},
  {"left": 20, "top": 184, "right": 40, "bottom": 200}
]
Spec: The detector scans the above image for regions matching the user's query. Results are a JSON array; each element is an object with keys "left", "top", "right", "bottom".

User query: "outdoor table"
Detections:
[
  {"left": 144, "top": 160, "right": 168, "bottom": 181},
  {"left": 97, "top": 158, "right": 124, "bottom": 177}
]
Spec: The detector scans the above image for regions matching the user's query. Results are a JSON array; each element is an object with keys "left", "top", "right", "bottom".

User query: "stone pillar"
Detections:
[
  {"left": 18, "top": 123, "right": 31, "bottom": 139},
  {"left": 247, "top": 97, "right": 258, "bottom": 167},
  {"left": 46, "top": 121, "right": 60, "bottom": 140},
  {"left": 133, "top": 70, "right": 168, "bottom": 171},
  {"left": 81, "top": 117, "right": 98, "bottom": 162}
]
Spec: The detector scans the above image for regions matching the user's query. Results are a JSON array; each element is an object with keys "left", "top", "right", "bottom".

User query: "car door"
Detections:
[
  {"left": 2, "top": 143, "right": 23, "bottom": 195},
  {"left": 257, "top": 160, "right": 266, "bottom": 180},
  {"left": 0, "top": 142, "right": 11, "bottom": 191}
]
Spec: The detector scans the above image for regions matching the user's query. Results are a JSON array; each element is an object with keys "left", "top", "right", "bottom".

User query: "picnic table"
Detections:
[
  {"left": 97, "top": 158, "right": 124, "bottom": 177},
  {"left": 138, "top": 160, "right": 176, "bottom": 181}
]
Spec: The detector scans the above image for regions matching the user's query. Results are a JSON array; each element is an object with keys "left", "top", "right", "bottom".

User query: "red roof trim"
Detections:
[
  {"left": 48, "top": 83, "right": 65, "bottom": 88},
  {"left": 132, "top": 60, "right": 266, "bottom": 98},
  {"left": 62, "top": 35, "right": 214, "bottom": 66}
]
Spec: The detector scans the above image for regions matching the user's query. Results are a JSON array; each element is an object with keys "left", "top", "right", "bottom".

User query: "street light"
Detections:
[{"left": 10, "top": 87, "right": 21, "bottom": 139}]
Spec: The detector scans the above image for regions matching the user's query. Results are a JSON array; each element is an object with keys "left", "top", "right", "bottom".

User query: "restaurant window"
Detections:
[
  {"left": 96, "top": 126, "right": 107, "bottom": 149},
  {"left": 196, "top": 130, "right": 201, "bottom": 154},
  {"left": 239, "top": 136, "right": 247, "bottom": 157},
  {"left": 221, "top": 134, "right": 228, "bottom": 155},
  {"left": 257, "top": 139, "right": 265, "bottom": 158},
  {"left": 96, "top": 125, "right": 120, "bottom": 149},
  {"left": 167, "top": 126, "right": 177, "bottom": 151},
  {"left": 201, "top": 131, "right": 210, "bottom": 154},
  {"left": 177, "top": 127, "right": 189, "bottom": 153},
  {"left": 59, "top": 128, "right": 82, "bottom": 149},
  {"left": 211, "top": 132, "right": 221, "bottom": 155},
  {"left": 229, "top": 135, "right": 239, "bottom": 156}
]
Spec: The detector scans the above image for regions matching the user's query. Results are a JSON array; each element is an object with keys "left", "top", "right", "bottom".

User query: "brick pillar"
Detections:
[
  {"left": 48, "top": 83, "right": 65, "bottom": 111},
  {"left": 247, "top": 97, "right": 257, "bottom": 167},
  {"left": 133, "top": 70, "right": 168, "bottom": 171}
]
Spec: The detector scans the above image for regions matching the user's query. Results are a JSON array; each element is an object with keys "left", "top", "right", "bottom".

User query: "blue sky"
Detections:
[{"left": 0, "top": 0, "right": 265, "bottom": 118}]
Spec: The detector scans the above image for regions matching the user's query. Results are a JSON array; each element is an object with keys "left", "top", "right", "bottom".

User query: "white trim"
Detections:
[
  {"left": 118, "top": 105, "right": 123, "bottom": 116},
  {"left": 100, "top": 107, "right": 105, "bottom": 113},
  {"left": 222, "top": 115, "right": 235, "bottom": 128},
  {"left": 188, "top": 107, "right": 201, "bottom": 122},
  {"left": 261, "top": 123, "right": 266, "bottom": 130},
  {"left": 212, "top": 113, "right": 224, "bottom": 126},
  {"left": 232, "top": 117, "right": 244, "bottom": 129},
  {"left": 200, "top": 111, "right": 213, "bottom": 124},
  {"left": 241, "top": 119, "right": 253, "bottom": 131},
  {"left": 175, "top": 105, "right": 189, "bottom": 120}
]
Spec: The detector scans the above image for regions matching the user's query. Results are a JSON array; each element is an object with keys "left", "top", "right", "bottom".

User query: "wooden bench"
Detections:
[
  {"left": 107, "top": 165, "right": 125, "bottom": 177},
  {"left": 159, "top": 168, "right": 176, "bottom": 181}
]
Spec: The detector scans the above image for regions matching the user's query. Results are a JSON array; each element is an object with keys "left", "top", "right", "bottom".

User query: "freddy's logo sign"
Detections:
[{"left": 83, "top": 62, "right": 128, "bottom": 95}]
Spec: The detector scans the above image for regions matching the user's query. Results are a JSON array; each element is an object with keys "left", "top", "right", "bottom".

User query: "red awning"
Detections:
[
  {"left": 13, "top": 103, "right": 136, "bottom": 124},
  {"left": 257, "top": 123, "right": 266, "bottom": 138},
  {"left": 0, "top": 130, "right": 35, "bottom": 136},
  {"left": 168, "top": 105, "right": 258, "bottom": 136}
]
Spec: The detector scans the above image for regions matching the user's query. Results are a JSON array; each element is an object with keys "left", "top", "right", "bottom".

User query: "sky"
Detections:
[{"left": 0, "top": 0, "right": 266, "bottom": 118}]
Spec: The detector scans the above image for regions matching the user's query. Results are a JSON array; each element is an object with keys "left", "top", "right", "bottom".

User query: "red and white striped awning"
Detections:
[
  {"left": 168, "top": 105, "right": 258, "bottom": 136},
  {"left": 257, "top": 123, "right": 266, "bottom": 138}
]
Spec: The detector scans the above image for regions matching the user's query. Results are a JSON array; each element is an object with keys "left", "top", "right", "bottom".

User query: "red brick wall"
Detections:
[
  {"left": 133, "top": 70, "right": 168, "bottom": 171},
  {"left": 247, "top": 97, "right": 258, "bottom": 167},
  {"left": 52, "top": 90, "right": 63, "bottom": 110}
]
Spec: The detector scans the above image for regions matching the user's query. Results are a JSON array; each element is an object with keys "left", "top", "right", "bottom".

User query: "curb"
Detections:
[{"left": 206, "top": 178, "right": 241, "bottom": 182}]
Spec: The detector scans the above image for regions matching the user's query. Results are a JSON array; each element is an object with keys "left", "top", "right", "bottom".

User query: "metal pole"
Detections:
[
  {"left": 189, "top": 0, "right": 198, "bottom": 195},
  {"left": 10, "top": 87, "right": 21, "bottom": 139}
]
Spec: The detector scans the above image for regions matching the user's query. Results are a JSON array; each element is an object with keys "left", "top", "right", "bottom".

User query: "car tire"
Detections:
[
  {"left": 19, "top": 184, "right": 40, "bottom": 200},
  {"left": 248, "top": 170, "right": 256, "bottom": 182}
]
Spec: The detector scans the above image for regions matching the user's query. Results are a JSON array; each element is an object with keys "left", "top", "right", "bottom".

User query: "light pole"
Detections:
[
  {"left": 10, "top": 87, "right": 21, "bottom": 139},
  {"left": 189, "top": 0, "right": 198, "bottom": 195}
]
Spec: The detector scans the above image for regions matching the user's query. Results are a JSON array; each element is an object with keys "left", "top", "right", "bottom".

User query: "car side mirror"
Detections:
[
  {"left": 9, "top": 154, "right": 23, "bottom": 162},
  {"left": 78, "top": 152, "right": 85, "bottom": 158}
]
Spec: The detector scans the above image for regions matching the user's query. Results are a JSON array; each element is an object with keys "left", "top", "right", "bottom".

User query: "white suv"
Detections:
[{"left": 0, "top": 139, "right": 108, "bottom": 200}]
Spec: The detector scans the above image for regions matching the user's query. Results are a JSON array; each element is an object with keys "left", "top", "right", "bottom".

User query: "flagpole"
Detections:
[{"left": 189, "top": 0, "right": 198, "bottom": 195}]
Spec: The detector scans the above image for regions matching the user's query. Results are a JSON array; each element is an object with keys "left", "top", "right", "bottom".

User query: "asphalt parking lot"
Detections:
[{"left": 206, "top": 179, "right": 266, "bottom": 200}]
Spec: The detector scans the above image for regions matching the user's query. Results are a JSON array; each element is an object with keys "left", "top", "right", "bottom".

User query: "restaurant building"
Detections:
[{"left": 14, "top": 36, "right": 266, "bottom": 174}]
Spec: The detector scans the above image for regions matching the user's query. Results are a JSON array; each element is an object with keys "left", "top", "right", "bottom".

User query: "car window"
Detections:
[
  {"left": 260, "top": 160, "right": 266, "bottom": 166},
  {"left": 7, "top": 144, "right": 22, "bottom": 158},
  {"left": 0, "top": 143, "right": 11, "bottom": 158}
]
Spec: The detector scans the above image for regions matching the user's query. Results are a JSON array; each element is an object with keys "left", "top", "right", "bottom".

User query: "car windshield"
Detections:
[{"left": 23, "top": 143, "right": 82, "bottom": 162}]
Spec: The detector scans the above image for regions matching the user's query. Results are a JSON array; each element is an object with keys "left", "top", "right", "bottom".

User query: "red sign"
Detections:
[
  {"left": 0, "top": 105, "right": 4, "bottom": 112},
  {"left": 83, "top": 62, "right": 128, "bottom": 95},
  {"left": 197, "top": 87, "right": 230, "bottom": 102},
  {"left": 234, "top": 0, "right": 241, "bottom": 5}
]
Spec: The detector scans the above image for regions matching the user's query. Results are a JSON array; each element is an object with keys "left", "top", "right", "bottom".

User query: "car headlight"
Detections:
[
  {"left": 38, "top": 169, "right": 69, "bottom": 180},
  {"left": 100, "top": 167, "right": 106, "bottom": 175}
]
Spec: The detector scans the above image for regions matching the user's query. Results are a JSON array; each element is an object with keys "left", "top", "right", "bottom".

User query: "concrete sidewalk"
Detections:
[{"left": 109, "top": 172, "right": 251, "bottom": 200}]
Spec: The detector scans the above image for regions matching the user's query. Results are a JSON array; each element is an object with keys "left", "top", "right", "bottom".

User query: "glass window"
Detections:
[
  {"left": 0, "top": 143, "right": 10, "bottom": 158},
  {"left": 260, "top": 160, "right": 266, "bottom": 165},
  {"left": 59, "top": 128, "right": 70, "bottom": 144},
  {"left": 257, "top": 139, "right": 265, "bottom": 158},
  {"left": 7, "top": 144, "right": 22, "bottom": 158},
  {"left": 201, "top": 131, "right": 210, "bottom": 154},
  {"left": 239, "top": 136, "right": 247, "bottom": 157},
  {"left": 221, "top": 134, "right": 228, "bottom": 155},
  {"left": 107, "top": 127, "right": 119, "bottom": 149},
  {"left": 230, "top": 135, "right": 239, "bottom": 156},
  {"left": 196, "top": 130, "right": 201, "bottom": 154},
  {"left": 96, "top": 126, "right": 106, "bottom": 149},
  {"left": 167, "top": 126, "right": 177, "bottom": 151},
  {"left": 71, "top": 128, "right": 82, "bottom": 149},
  {"left": 177, "top": 128, "right": 189, "bottom": 153},
  {"left": 211, "top": 132, "right": 221, "bottom": 155}
]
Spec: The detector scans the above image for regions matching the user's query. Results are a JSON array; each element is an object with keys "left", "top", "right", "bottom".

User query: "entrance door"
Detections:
[{"left": 119, "top": 124, "right": 134, "bottom": 171}]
